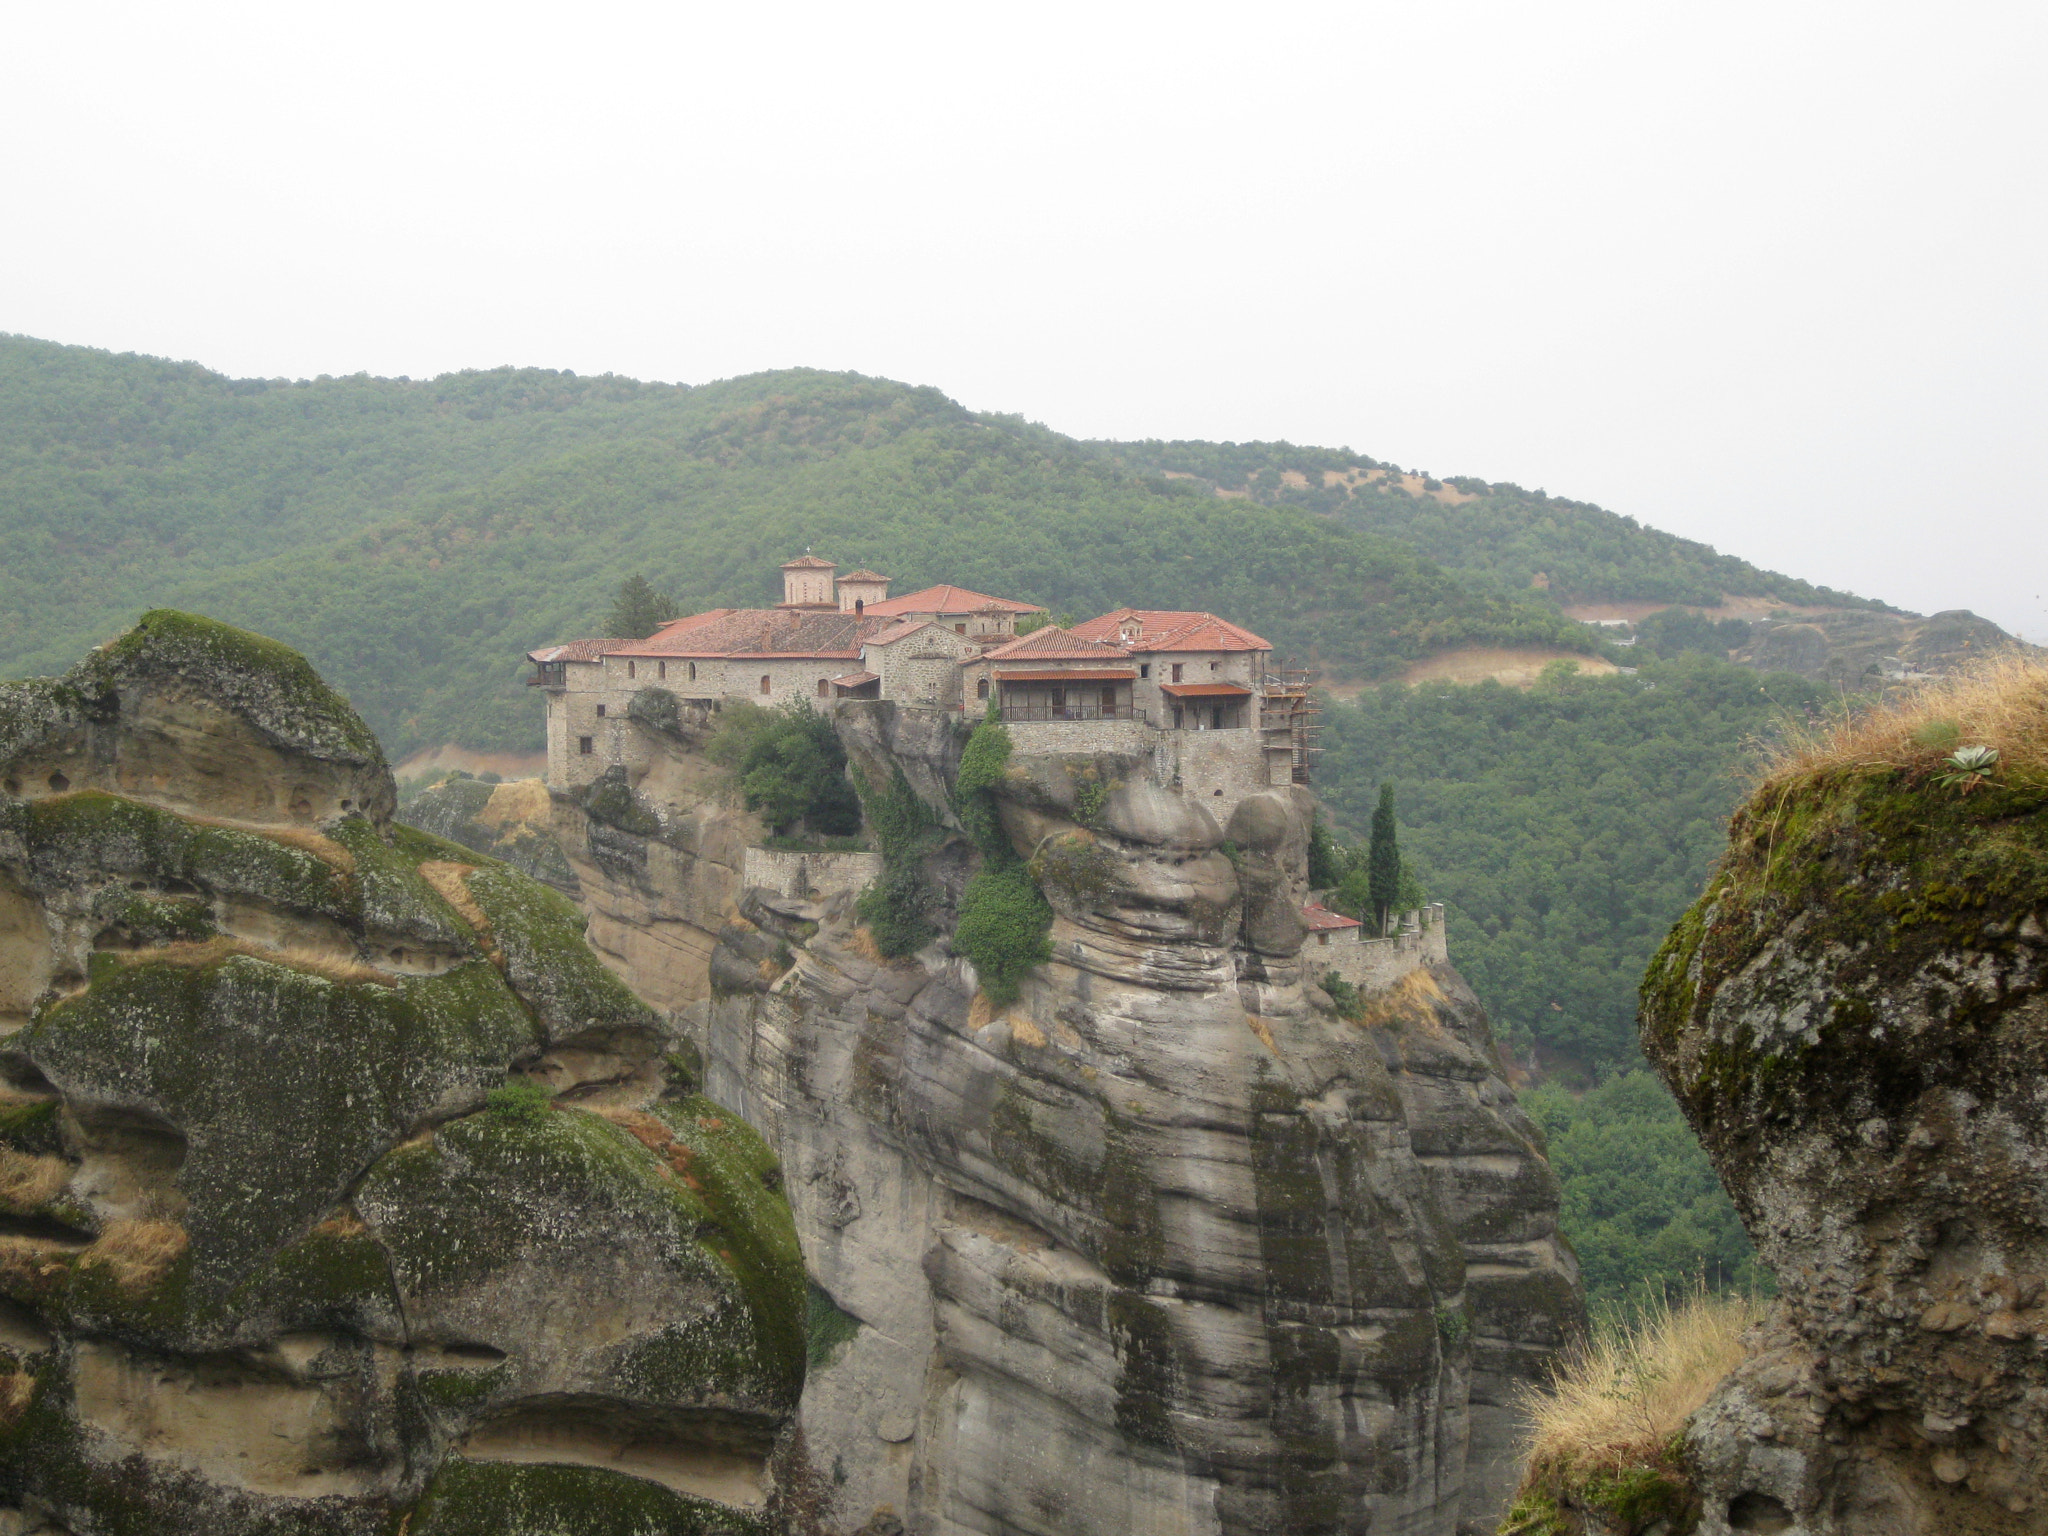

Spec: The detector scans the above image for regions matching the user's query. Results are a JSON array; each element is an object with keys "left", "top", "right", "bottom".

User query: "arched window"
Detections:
[
  {"left": 627, "top": 660, "right": 636, "bottom": 679},
  {"left": 658, "top": 661, "right": 666, "bottom": 680},
  {"left": 688, "top": 662, "right": 696, "bottom": 681},
  {"left": 975, "top": 678, "right": 989, "bottom": 699},
  {"left": 817, "top": 678, "right": 829, "bottom": 697},
  {"left": 854, "top": 598, "right": 864, "bottom": 615},
  {"left": 760, "top": 675, "right": 772, "bottom": 695}
]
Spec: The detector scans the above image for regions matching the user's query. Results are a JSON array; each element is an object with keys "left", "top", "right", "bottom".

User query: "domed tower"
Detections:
[
  {"left": 836, "top": 568, "right": 891, "bottom": 615},
  {"left": 779, "top": 554, "right": 838, "bottom": 609}
]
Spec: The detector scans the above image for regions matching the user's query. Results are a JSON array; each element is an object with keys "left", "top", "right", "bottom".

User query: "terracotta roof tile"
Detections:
[
  {"left": 1068, "top": 608, "right": 1273, "bottom": 653},
  {"left": 979, "top": 627, "right": 1129, "bottom": 661},
  {"left": 607, "top": 609, "right": 889, "bottom": 660},
  {"left": 1302, "top": 903, "right": 1363, "bottom": 932},
  {"left": 865, "top": 584, "right": 1047, "bottom": 617},
  {"left": 526, "top": 639, "right": 632, "bottom": 663},
  {"left": 839, "top": 569, "right": 890, "bottom": 583},
  {"left": 780, "top": 555, "right": 837, "bottom": 569},
  {"left": 865, "top": 619, "right": 938, "bottom": 647}
]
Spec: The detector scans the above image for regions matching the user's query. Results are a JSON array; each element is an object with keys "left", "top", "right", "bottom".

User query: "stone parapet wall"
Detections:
[
  {"left": 1311, "top": 905, "right": 1450, "bottom": 994},
  {"left": 741, "top": 846, "right": 882, "bottom": 903},
  {"left": 1156, "top": 728, "right": 1274, "bottom": 825},
  {"left": 1005, "top": 717, "right": 1153, "bottom": 757}
]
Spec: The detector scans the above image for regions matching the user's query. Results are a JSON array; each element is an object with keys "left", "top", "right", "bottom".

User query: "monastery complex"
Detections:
[{"left": 529, "top": 555, "right": 1322, "bottom": 813}]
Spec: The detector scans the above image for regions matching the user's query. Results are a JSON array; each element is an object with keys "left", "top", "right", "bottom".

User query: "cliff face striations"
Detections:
[
  {"left": 558, "top": 698, "right": 1586, "bottom": 1536},
  {"left": 1641, "top": 666, "right": 2048, "bottom": 1535},
  {"left": 0, "top": 614, "right": 808, "bottom": 1534}
]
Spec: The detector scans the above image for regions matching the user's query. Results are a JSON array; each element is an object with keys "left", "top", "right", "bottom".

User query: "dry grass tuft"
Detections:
[
  {"left": 1751, "top": 651, "right": 2048, "bottom": 803},
  {"left": 1515, "top": 1289, "right": 1759, "bottom": 1496},
  {"left": 0, "top": 1150, "right": 71, "bottom": 1215},
  {"left": 76, "top": 1219, "right": 189, "bottom": 1293},
  {"left": 0, "top": 1369, "right": 35, "bottom": 1427},
  {"left": 106, "top": 935, "right": 394, "bottom": 987}
]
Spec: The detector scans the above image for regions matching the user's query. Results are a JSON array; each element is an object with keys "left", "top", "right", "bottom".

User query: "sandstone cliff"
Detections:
[
  {"left": 0, "top": 613, "right": 808, "bottom": 1534},
  {"left": 1641, "top": 661, "right": 2048, "bottom": 1535},
  {"left": 555, "top": 695, "right": 1584, "bottom": 1535}
]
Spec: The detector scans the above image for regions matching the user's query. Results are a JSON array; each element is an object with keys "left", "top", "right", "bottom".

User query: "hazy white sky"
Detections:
[{"left": 6, "top": 1, "right": 2043, "bottom": 637}]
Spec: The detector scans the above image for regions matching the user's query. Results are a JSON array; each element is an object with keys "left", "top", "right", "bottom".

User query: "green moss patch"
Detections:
[
  {"left": 462, "top": 862, "right": 654, "bottom": 1043},
  {"left": 76, "top": 609, "right": 384, "bottom": 765},
  {"left": 9, "top": 792, "right": 353, "bottom": 923},
  {"left": 409, "top": 1457, "right": 774, "bottom": 1536},
  {"left": 24, "top": 952, "right": 537, "bottom": 1308}
]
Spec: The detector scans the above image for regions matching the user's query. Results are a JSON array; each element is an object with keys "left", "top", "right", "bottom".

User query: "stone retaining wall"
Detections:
[{"left": 741, "top": 846, "right": 882, "bottom": 903}]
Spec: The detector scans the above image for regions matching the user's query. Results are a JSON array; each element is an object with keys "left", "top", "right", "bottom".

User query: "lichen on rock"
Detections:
[{"left": 0, "top": 613, "right": 807, "bottom": 1533}]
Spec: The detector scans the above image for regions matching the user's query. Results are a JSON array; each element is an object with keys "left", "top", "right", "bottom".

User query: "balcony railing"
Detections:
[{"left": 999, "top": 702, "right": 1147, "bottom": 724}]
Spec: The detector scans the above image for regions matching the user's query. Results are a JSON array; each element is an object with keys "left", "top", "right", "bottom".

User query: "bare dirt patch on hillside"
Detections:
[{"left": 1389, "top": 647, "right": 1622, "bottom": 690}]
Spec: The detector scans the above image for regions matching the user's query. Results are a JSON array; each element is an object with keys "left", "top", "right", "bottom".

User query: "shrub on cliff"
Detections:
[
  {"left": 954, "top": 861, "right": 1053, "bottom": 1007},
  {"left": 710, "top": 700, "right": 862, "bottom": 836}
]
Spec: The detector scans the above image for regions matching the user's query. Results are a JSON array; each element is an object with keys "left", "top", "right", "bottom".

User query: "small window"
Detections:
[
  {"left": 627, "top": 660, "right": 636, "bottom": 679},
  {"left": 760, "top": 675, "right": 772, "bottom": 695},
  {"left": 1171, "top": 663, "right": 1184, "bottom": 682},
  {"left": 1211, "top": 660, "right": 1220, "bottom": 672},
  {"left": 578, "top": 736, "right": 593, "bottom": 755},
  {"left": 854, "top": 598, "right": 864, "bottom": 615},
  {"left": 688, "top": 662, "right": 697, "bottom": 681},
  {"left": 658, "top": 661, "right": 666, "bottom": 679},
  {"left": 955, "top": 623, "right": 966, "bottom": 634},
  {"left": 976, "top": 678, "right": 989, "bottom": 699},
  {"left": 596, "top": 703, "right": 606, "bottom": 717},
  {"left": 817, "top": 679, "right": 830, "bottom": 697},
  {"left": 1139, "top": 663, "right": 1150, "bottom": 679},
  {"left": 1318, "top": 932, "right": 1329, "bottom": 946}
]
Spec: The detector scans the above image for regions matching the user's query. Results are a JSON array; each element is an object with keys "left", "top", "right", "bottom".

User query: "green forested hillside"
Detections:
[
  {"left": 0, "top": 336, "right": 1598, "bottom": 755},
  {"left": 1097, "top": 439, "right": 1886, "bottom": 610},
  {"left": 1316, "top": 654, "right": 1828, "bottom": 1071}
]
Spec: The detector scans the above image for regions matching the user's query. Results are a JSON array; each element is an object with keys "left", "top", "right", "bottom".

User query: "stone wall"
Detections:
[
  {"left": 1155, "top": 727, "right": 1274, "bottom": 824},
  {"left": 741, "top": 846, "right": 882, "bottom": 903},
  {"left": 1309, "top": 905, "right": 1451, "bottom": 993},
  {"left": 1005, "top": 716, "right": 1153, "bottom": 757}
]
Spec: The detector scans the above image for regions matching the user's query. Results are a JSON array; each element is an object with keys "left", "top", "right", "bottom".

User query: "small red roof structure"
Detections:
[
  {"left": 527, "top": 638, "right": 633, "bottom": 663},
  {"left": 1159, "top": 682, "right": 1252, "bottom": 698},
  {"left": 1301, "top": 903, "right": 1363, "bottom": 932},
  {"left": 838, "top": 568, "right": 890, "bottom": 583},
  {"left": 866, "top": 585, "right": 1046, "bottom": 618},
  {"left": 780, "top": 554, "right": 837, "bottom": 570},
  {"left": 1068, "top": 609, "right": 1272, "bottom": 653},
  {"left": 978, "top": 627, "right": 1130, "bottom": 663}
]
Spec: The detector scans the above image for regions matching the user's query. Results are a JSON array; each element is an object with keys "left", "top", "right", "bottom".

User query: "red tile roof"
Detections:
[
  {"left": 832, "top": 672, "right": 879, "bottom": 688},
  {"left": 527, "top": 638, "right": 633, "bottom": 663},
  {"left": 995, "top": 668, "right": 1137, "bottom": 682},
  {"left": 781, "top": 555, "right": 837, "bottom": 569},
  {"left": 1302, "top": 903, "right": 1363, "bottom": 932},
  {"left": 1068, "top": 609, "right": 1272, "bottom": 653},
  {"left": 839, "top": 569, "right": 890, "bottom": 583},
  {"left": 978, "top": 627, "right": 1129, "bottom": 662},
  {"left": 1159, "top": 682, "right": 1252, "bottom": 698},
  {"left": 865, "top": 584, "right": 1046, "bottom": 617},
  {"left": 605, "top": 609, "right": 891, "bottom": 660}
]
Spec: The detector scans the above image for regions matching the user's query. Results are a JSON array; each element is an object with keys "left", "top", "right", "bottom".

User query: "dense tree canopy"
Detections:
[{"left": 1316, "top": 654, "right": 1829, "bottom": 1073}]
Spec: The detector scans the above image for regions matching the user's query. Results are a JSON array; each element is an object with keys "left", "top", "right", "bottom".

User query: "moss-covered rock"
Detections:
[
  {"left": 0, "top": 617, "right": 807, "bottom": 1534},
  {"left": 1641, "top": 718, "right": 2048, "bottom": 1533}
]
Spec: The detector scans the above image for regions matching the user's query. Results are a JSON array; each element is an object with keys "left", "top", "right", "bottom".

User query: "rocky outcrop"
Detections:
[
  {"left": 0, "top": 613, "right": 807, "bottom": 1534},
  {"left": 1641, "top": 725, "right": 2048, "bottom": 1534},
  {"left": 672, "top": 703, "right": 1581, "bottom": 1535},
  {"left": 1733, "top": 608, "right": 2031, "bottom": 688}
]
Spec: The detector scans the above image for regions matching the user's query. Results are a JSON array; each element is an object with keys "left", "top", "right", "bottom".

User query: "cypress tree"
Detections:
[
  {"left": 1368, "top": 781, "right": 1400, "bottom": 934},
  {"left": 604, "top": 574, "right": 678, "bottom": 639}
]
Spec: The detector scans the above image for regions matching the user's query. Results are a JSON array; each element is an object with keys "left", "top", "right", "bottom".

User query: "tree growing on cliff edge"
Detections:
[
  {"left": 1368, "top": 782, "right": 1401, "bottom": 934},
  {"left": 605, "top": 574, "right": 678, "bottom": 639}
]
